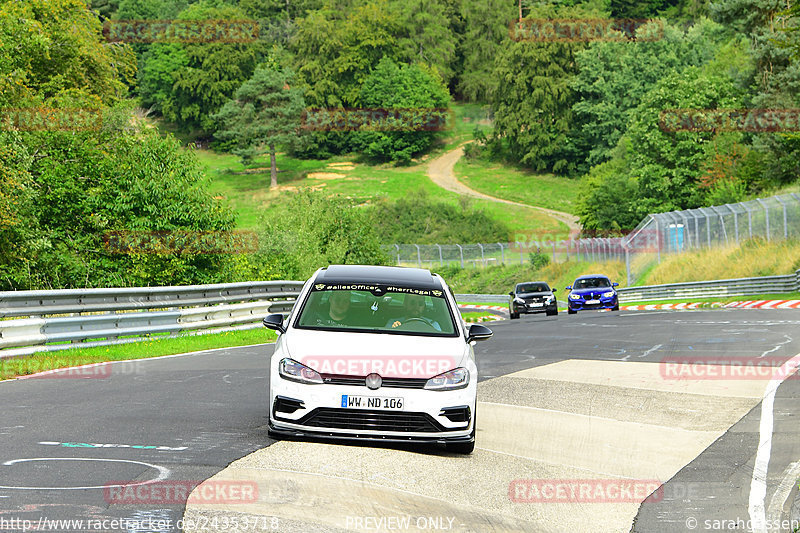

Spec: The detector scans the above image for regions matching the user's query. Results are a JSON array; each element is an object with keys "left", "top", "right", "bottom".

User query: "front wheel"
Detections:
[
  {"left": 509, "top": 310, "right": 519, "bottom": 319},
  {"left": 612, "top": 304, "right": 620, "bottom": 311},
  {"left": 546, "top": 310, "right": 558, "bottom": 316}
]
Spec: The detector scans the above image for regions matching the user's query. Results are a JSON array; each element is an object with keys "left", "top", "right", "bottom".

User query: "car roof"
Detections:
[
  {"left": 516, "top": 281, "right": 550, "bottom": 287},
  {"left": 575, "top": 274, "right": 610, "bottom": 280},
  {"left": 315, "top": 265, "right": 443, "bottom": 289}
]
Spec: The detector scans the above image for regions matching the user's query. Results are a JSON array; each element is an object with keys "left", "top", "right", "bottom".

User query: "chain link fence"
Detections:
[{"left": 386, "top": 193, "right": 800, "bottom": 285}]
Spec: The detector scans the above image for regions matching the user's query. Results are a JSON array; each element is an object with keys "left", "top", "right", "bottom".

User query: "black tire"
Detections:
[
  {"left": 546, "top": 310, "right": 557, "bottom": 316},
  {"left": 568, "top": 308, "right": 577, "bottom": 315},
  {"left": 612, "top": 304, "right": 620, "bottom": 311},
  {"left": 509, "top": 310, "right": 519, "bottom": 319}
]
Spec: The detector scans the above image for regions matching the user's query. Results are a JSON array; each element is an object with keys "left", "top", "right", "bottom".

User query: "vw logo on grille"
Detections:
[{"left": 365, "top": 373, "right": 382, "bottom": 390}]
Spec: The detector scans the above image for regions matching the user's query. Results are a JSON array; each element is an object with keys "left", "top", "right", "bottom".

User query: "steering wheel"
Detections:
[{"left": 395, "top": 318, "right": 438, "bottom": 332}]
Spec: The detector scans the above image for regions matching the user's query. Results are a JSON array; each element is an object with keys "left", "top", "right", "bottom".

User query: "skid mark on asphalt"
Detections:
[{"left": 181, "top": 360, "right": 765, "bottom": 533}]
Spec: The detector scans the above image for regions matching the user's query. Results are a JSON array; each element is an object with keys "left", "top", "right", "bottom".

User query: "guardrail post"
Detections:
[{"left": 456, "top": 244, "right": 464, "bottom": 268}]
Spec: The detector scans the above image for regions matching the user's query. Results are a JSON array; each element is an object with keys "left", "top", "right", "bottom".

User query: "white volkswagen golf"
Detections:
[{"left": 262, "top": 265, "right": 492, "bottom": 453}]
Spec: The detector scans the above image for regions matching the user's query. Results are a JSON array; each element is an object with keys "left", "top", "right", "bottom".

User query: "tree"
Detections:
[
  {"left": 491, "top": 4, "right": 606, "bottom": 175},
  {"left": 214, "top": 67, "right": 306, "bottom": 188},
  {"left": 159, "top": 1, "right": 261, "bottom": 135},
  {"left": 625, "top": 67, "right": 741, "bottom": 216},
  {"left": 256, "top": 190, "right": 390, "bottom": 280},
  {"left": 572, "top": 19, "right": 725, "bottom": 168},
  {"left": 457, "top": 0, "right": 516, "bottom": 102},
  {"left": 395, "top": 0, "right": 458, "bottom": 86},
  {"left": 352, "top": 58, "right": 450, "bottom": 164},
  {"left": 0, "top": 0, "right": 136, "bottom": 108}
]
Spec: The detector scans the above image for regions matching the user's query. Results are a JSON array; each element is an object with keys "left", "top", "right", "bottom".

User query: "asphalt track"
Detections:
[{"left": 1, "top": 308, "right": 799, "bottom": 532}]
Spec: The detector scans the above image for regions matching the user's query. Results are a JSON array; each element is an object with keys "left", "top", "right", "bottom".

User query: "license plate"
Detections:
[
  {"left": 341, "top": 395, "right": 404, "bottom": 410},
  {"left": 529, "top": 302, "right": 544, "bottom": 307},
  {"left": 586, "top": 299, "right": 600, "bottom": 304}
]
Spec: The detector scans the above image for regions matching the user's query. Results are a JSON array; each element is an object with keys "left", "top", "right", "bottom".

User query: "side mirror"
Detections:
[
  {"left": 467, "top": 323, "right": 493, "bottom": 343},
  {"left": 551, "top": 288, "right": 557, "bottom": 292},
  {"left": 612, "top": 282, "right": 619, "bottom": 287},
  {"left": 565, "top": 286, "right": 572, "bottom": 291},
  {"left": 508, "top": 291, "right": 515, "bottom": 297},
  {"left": 262, "top": 313, "right": 286, "bottom": 334}
]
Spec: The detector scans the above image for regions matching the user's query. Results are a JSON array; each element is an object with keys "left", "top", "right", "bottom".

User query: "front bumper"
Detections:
[
  {"left": 269, "top": 380, "right": 476, "bottom": 441},
  {"left": 513, "top": 301, "right": 557, "bottom": 314},
  {"left": 568, "top": 295, "right": 618, "bottom": 311}
]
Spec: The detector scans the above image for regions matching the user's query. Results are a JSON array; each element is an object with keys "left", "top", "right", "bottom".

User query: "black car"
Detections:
[{"left": 508, "top": 281, "right": 558, "bottom": 319}]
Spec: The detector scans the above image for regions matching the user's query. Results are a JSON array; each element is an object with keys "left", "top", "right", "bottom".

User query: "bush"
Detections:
[
  {"left": 368, "top": 188, "right": 509, "bottom": 244},
  {"left": 528, "top": 251, "right": 551, "bottom": 269}
]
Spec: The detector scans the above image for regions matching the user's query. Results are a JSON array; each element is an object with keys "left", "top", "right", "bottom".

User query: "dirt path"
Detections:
[{"left": 427, "top": 144, "right": 581, "bottom": 232}]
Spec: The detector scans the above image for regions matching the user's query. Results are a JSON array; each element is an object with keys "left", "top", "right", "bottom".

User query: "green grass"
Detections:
[
  {"left": 455, "top": 158, "right": 582, "bottom": 215},
  {"left": 0, "top": 328, "right": 277, "bottom": 381},
  {"left": 198, "top": 145, "right": 568, "bottom": 236}
]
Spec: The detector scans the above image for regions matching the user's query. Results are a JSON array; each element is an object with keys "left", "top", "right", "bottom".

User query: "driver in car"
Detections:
[
  {"left": 313, "top": 290, "right": 352, "bottom": 327},
  {"left": 387, "top": 293, "right": 442, "bottom": 331}
]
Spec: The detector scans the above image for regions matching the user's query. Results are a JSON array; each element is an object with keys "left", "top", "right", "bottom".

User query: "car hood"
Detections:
[
  {"left": 282, "top": 329, "right": 468, "bottom": 378},
  {"left": 517, "top": 291, "right": 552, "bottom": 298},
  {"left": 570, "top": 287, "right": 614, "bottom": 296}
]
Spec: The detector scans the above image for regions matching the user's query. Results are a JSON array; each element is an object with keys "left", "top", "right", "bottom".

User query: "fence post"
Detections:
[
  {"left": 552, "top": 240, "right": 556, "bottom": 262},
  {"left": 515, "top": 241, "right": 524, "bottom": 264},
  {"left": 394, "top": 244, "right": 400, "bottom": 265},
  {"left": 414, "top": 244, "right": 422, "bottom": 267},
  {"left": 756, "top": 198, "right": 770, "bottom": 241},
  {"left": 625, "top": 245, "right": 632, "bottom": 286},
  {"left": 776, "top": 196, "right": 788, "bottom": 240},
  {"left": 436, "top": 244, "right": 443, "bottom": 266},
  {"left": 478, "top": 243, "right": 484, "bottom": 267},
  {"left": 497, "top": 242, "right": 505, "bottom": 264},
  {"left": 456, "top": 244, "right": 464, "bottom": 269}
]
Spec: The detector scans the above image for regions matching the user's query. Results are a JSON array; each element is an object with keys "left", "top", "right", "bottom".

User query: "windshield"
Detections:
[
  {"left": 573, "top": 278, "right": 611, "bottom": 289},
  {"left": 294, "top": 286, "right": 458, "bottom": 336},
  {"left": 516, "top": 283, "right": 549, "bottom": 293}
]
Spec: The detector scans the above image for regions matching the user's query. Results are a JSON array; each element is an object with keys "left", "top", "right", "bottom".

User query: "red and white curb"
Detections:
[{"left": 622, "top": 300, "right": 800, "bottom": 311}]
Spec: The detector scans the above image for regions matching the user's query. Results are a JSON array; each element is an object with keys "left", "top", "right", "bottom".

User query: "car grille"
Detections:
[
  {"left": 321, "top": 375, "right": 428, "bottom": 389},
  {"left": 295, "top": 408, "right": 446, "bottom": 433}
]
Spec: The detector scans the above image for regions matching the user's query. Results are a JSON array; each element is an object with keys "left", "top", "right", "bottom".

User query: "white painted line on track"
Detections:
[
  {"left": 748, "top": 352, "right": 800, "bottom": 533},
  {"left": 1, "top": 342, "right": 276, "bottom": 384},
  {"left": 766, "top": 461, "right": 800, "bottom": 532},
  {"left": 0, "top": 458, "right": 170, "bottom": 490}
]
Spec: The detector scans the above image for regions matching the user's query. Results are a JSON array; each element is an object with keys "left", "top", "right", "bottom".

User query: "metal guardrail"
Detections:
[
  {"left": 616, "top": 270, "right": 800, "bottom": 302},
  {"left": 0, "top": 281, "right": 304, "bottom": 359},
  {"left": 457, "top": 270, "right": 800, "bottom": 307}
]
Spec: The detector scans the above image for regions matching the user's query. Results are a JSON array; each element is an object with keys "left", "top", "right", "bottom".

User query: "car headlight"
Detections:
[
  {"left": 278, "top": 358, "right": 323, "bottom": 384},
  {"left": 569, "top": 293, "right": 581, "bottom": 300},
  {"left": 513, "top": 297, "right": 525, "bottom": 304},
  {"left": 424, "top": 368, "right": 469, "bottom": 391},
  {"left": 545, "top": 296, "right": 554, "bottom": 303},
  {"left": 602, "top": 291, "right": 616, "bottom": 298}
]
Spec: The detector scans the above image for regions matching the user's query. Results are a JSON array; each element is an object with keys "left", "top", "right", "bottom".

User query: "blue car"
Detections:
[{"left": 565, "top": 275, "right": 619, "bottom": 314}]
